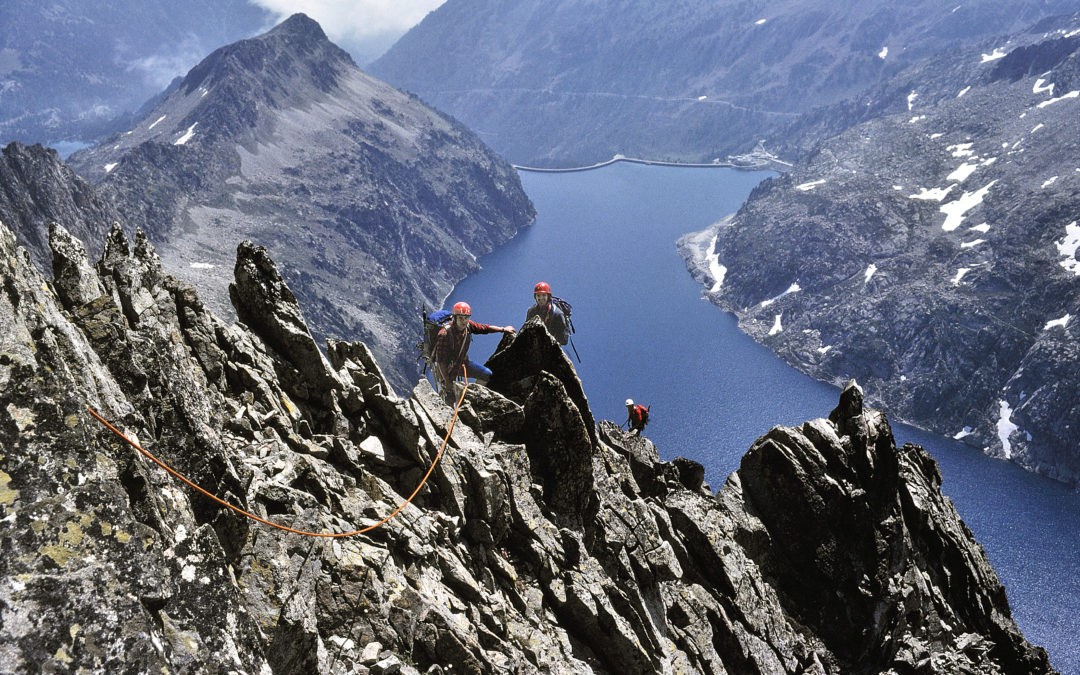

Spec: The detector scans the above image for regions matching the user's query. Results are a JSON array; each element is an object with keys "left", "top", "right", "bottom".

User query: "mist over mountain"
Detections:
[
  {"left": 67, "top": 14, "right": 535, "bottom": 393},
  {"left": 369, "top": 0, "right": 1080, "bottom": 167},
  {"left": 0, "top": 0, "right": 272, "bottom": 147},
  {"left": 682, "top": 16, "right": 1080, "bottom": 487}
]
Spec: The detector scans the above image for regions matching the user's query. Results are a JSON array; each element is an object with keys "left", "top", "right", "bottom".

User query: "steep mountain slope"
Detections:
[
  {"left": 0, "top": 141, "right": 120, "bottom": 274},
  {"left": 0, "top": 0, "right": 272, "bottom": 146},
  {"left": 682, "top": 19, "right": 1080, "bottom": 486},
  {"left": 68, "top": 14, "right": 535, "bottom": 392},
  {"left": 0, "top": 215, "right": 1053, "bottom": 673},
  {"left": 369, "top": 0, "right": 1080, "bottom": 166}
]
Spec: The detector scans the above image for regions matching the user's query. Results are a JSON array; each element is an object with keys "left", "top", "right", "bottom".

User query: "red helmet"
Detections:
[
  {"left": 534, "top": 282, "right": 551, "bottom": 294},
  {"left": 452, "top": 301, "right": 471, "bottom": 316}
]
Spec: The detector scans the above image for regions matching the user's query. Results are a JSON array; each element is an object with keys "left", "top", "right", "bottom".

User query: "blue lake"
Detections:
[{"left": 446, "top": 162, "right": 1080, "bottom": 673}]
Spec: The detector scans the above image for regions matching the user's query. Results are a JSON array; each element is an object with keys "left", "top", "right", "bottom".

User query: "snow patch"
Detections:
[
  {"left": 174, "top": 123, "right": 198, "bottom": 146},
  {"left": 951, "top": 268, "right": 970, "bottom": 285},
  {"left": 864, "top": 264, "right": 877, "bottom": 284},
  {"left": 960, "top": 238, "right": 985, "bottom": 248},
  {"left": 957, "top": 86, "right": 971, "bottom": 98},
  {"left": 1044, "top": 314, "right": 1070, "bottom": 330},
  {"left": 817, "top": 345, "right": 833, "bottom": 354},
  {"left": 997, "top": 400, "right": 1018, "bottom": 458},
  {"left": 1033, "top": 79, "right": 1055, "bottom": 96},
  {"left": 755, "top": 18, "right": 767, "bottom": 25},
  {"left": 947, "top": 162, "right": 978, "bottom": 182},
  {"left": 909, "top": 185, "right": 954, "bottom": 201},
  {"left": 104, "top": 162, "right": 117, "bottom": 173},
  {"left": 980, "top": 47, "right": 1008, "bottom": 62},
  {"left": 1037, "top": 91, "right": 1079, "bottom": 108},
  {"left": 940, "top": 181, "right": 996, "bottom": 232},
  {"left": 705, "top": 234, "right": 727, "bottom": 292},
  {"left": 768, "top": 314, "right": 783, "bottom": 335},
  {"left": 760, "top": 283, "right": 801, "bottom": 308},
  {"left": 795, "top": 179, "right": 826, "bottom": 191},
  {"left": 1055, "top": 221, "right": 1080, "bottom": 275},
  {"left": 148, "top": 114, "right": 166, "bottom": 130},
  {"left": 189, "top": 262, "right": 215, "bottom": 270},
  {"left": 953, "top": 427, "right": 973, "bottom": 440},
  {"left": 947, "top": 142, "right": 974, "bottom": 158},
  {"left": 1030, "top": 123, "right": 1045, "bottom": 133},
  {"left": 878, "top": 46, "right": 888, "bottom": 59},
  {"left": 1041, "top": 176, "right": 1058, "bottom": 188},
  {"left": 907, "top": 91, "right": 918, "bottom": 110},
  {"left": 909, "top": 115, "right": 926, "bottom": 123},
  {"left": 969, "top": 222, "right": 990, "bottom": 233}
]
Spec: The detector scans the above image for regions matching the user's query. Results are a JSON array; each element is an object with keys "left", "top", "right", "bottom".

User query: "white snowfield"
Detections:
[
  {"left": 760, "top": 283, "right": 801, "bottom": 308},
  {"left": 997, "top": 400, "right": 1018, "bottom": 458},
  {"left": 769, "top": 314, "right": 783, "bottom": 335},
  {"left": 1056, "top": 221, "right": 1080, "bottom": 275},
  {"left": 981, "top": 47, "right": 1008, "bottom": 63},
  {"left": 174, "top": 123, "right": 199, "bottom": 146},
  {"left": 909, "top": 185, "right": 954, "bottom": 201},
  {"left": 1044, "top": 314, "right": 1070, "bottom": 330},
  {"left": 940, "top": 181, "right": 996, "bottom": 232},
  {"left": 706, "top": 234, "right": 727, "bottom": 292},
  {"left": 1037, "top": 91, "right": 1079, "bottom": 108},
  {"left": 795, "top": 179, "right": 826, "bottom": 191}
]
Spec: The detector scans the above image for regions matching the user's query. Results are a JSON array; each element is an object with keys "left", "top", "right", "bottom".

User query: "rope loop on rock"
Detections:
[{"left": 86, "top": 365, "right": 469, "bottom": 537}]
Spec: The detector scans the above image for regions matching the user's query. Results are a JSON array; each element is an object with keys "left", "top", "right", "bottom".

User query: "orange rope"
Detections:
[{"left": 86, "top": 366, "right": 470, "bottom": 537}]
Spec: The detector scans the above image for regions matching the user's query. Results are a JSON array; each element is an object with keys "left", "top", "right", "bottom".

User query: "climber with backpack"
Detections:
[
  {"left": 526, "top": 282, "right": 569, "bottom": 345},
  {"left": 433, "top": 301, "right": 515, "bottom": 402},
  {"left": 525, "top": 281, "right": 581, "bottom": 362},
  {"left": 624, "top": 398, "right": 650, "bottom": 436}
]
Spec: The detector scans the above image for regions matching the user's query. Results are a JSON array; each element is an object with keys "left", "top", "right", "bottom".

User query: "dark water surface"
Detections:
[{"left": 446, "top": 162, "right": 1080, "bottom": 673}]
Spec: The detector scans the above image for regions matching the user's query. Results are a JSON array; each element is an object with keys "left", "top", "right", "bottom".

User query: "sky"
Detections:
[{"left": 248, "top": 0, "right": 448, "bottom": 64}]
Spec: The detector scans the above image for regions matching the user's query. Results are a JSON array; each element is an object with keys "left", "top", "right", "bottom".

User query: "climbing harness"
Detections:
[{"left": 86, "top": 365, "right": 470, "bottom": 538}]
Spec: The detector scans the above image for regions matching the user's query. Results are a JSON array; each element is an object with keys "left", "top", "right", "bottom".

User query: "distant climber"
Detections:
[
  {"left": 435, "top": 301, "right": 515, "bottom": 401},
  {"left": 525, "top": 282, "right": 570, "bottom": 346},
  {"left": 624, "top": 399, "right": 650, "bottom": 436}
]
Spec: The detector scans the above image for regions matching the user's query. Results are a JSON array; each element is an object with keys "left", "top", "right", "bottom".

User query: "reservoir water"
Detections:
[{"left": 446, "top": 162, "right": 1080, "bottom": 673}]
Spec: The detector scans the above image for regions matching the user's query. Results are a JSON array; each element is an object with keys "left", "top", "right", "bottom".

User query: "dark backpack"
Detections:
[
  {"left": 417, "top": 307, "right": 453, "bottom": 374},
  {"left": 552, "top": 295, "right": 576, "bottom": 334}
]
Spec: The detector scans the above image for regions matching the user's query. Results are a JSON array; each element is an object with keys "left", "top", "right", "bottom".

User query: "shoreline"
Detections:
[{"left": 514, "top": 155, "right": 785, "bottom": 173}]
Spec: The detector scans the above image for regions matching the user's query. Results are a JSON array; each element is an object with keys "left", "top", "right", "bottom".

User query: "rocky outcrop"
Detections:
[
  {"left": 0, "top": 217, "right": 1052, "bottom": 673},
  {"left": 0, "top": 142, "right": 121, "bottom": 274},
  {"left": 68, "top": 14, "right": 536, "bottom": 393},
  {"left": 682, "top": 17, "right": 1080, "bottom": 487}
]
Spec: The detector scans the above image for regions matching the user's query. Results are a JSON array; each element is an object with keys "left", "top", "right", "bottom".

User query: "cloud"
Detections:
[
  {"left": 123, "top": 35, "right": 212, "bottom": 89},
  {"left": 249, "top": 0, "right": 446, "bottom": 46}
]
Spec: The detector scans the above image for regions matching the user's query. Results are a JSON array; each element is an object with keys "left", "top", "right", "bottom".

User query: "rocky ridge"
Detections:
[
  {"left": 0, "top": 213, "right": 1053, "bottom": 672},
  {"left": 681, "top": 19, "right": 1080, "bottom": 486},
  {"left": 67, "top": 14, "right": 535, "bottom": 392},
  {"left": 0, "top": 141, "right": 120, "bottom": 275}
]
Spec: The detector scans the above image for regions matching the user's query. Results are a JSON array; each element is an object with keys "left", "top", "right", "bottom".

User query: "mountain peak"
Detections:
[{"left": 262, "top": 12, "right": 332, "bottom": 45}]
